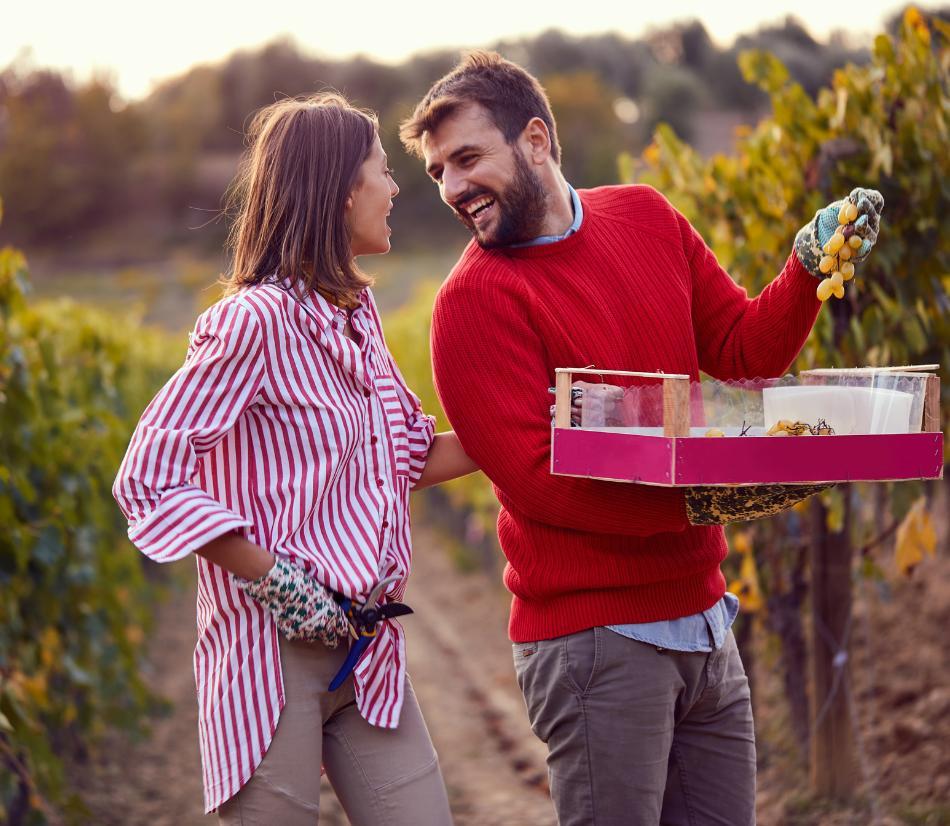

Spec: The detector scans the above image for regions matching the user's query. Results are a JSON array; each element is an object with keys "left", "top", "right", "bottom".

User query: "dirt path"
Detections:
[
  {"left": 77, "top": 513, "right": 950, "bottom": 825},
  {"left": 79, "top": 523, "right": 553, "bottom": 825}
]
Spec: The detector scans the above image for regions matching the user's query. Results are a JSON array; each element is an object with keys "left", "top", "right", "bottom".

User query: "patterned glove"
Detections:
[
  {"left": 685, "top": 484, "right": 830, "bottom": 526},
  {"left": 794, "top": 187, "right": 884, "bottom": 276},
  {"left": 235, "top": 558, "right": 349, "bottom": 647}
]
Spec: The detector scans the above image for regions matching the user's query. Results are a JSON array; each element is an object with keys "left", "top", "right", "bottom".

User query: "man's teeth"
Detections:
[{"left": 466, "top": 198, "right": 495, "bottom": 217}]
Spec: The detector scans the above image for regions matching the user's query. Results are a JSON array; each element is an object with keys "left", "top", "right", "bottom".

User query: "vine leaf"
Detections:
[{"left": 894, "top": 497, "right": 936, "bottom": 576}]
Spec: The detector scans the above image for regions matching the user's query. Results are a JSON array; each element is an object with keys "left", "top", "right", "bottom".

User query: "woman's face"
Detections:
[{"left": 347, "top": 134, "right": 399, "bottom": 257}]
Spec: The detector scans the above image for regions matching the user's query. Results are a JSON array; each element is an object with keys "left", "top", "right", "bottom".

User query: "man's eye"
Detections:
[{"left": 385, "top": 167, "right": 394, "bottom": 176}]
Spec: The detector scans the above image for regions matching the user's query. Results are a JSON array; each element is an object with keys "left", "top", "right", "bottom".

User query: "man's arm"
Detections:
[
  {"left": 431, "top": 271, "right": 690, "bottom": 538},
  {"left": 678, "top": 207, "right": 822, "bottom": 381}
]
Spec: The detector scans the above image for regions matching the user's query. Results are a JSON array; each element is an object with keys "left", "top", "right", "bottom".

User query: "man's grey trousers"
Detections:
[{"left": 513, "top": 626, "right": 756, "bottom": 825}]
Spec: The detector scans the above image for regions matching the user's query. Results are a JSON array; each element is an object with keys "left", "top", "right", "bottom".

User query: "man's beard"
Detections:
[{"left": 456, "top": 151, "right": 548, "bottom": 249}]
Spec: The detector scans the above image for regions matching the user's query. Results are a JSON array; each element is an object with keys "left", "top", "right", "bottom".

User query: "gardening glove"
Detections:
[
  {"left": 685, "top": 483, "right": 831, "bottom": 526},
  {"left": 235, "top": 557, "right": 349, "bottom": 647},
  {"left": 794, "top": 187, "right": 884, "bottom": 276}
]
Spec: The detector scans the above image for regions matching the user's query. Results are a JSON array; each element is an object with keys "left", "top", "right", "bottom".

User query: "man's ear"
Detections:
[{"left": 521, "top": 117, "right": 552, "bottom": 165}]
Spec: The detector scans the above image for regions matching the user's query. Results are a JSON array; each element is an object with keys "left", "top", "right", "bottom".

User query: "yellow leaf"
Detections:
[
  {"left": 39, "top": 627, "right": 60, "bottom": 669},
  {"left": 729, "top": 552, "right": 764, "bottom": 613},
  {"left": 732, "top": 530, "right": 752, "bottom": 555},
  {"left": 21, "top": 673, "right": 48, "bottom": 708},
  {"left": 895, "top": 497, "right": 937, "bottom": 576}
]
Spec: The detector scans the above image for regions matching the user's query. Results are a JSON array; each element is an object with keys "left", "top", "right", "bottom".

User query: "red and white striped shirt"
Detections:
[{"left": 113, "top": 282, "right": 434, "bottom": 812}]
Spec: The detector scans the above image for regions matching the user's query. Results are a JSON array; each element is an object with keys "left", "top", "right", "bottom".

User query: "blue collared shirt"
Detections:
[
  {"left": 517, "top": 183, "right": 739, "bottom": 652},
  {"left": 512, "top": 184, "right": 584, "bottom": 246}
]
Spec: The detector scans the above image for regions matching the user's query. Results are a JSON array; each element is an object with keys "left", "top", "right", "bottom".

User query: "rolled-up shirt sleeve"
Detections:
[
  {"left": 112, "top": 300, "right": 266, "bottom": 562},
  {"left": 404, "top": 404, "right": 436, "bottom": 487},
  {"left": 384, "top": 349, "right": 435, "bottom": 487}
]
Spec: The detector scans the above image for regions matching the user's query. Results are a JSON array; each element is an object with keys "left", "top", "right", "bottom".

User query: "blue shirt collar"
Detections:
[{"left": 509, "top": 184, "right": 583, "bottom": 247}]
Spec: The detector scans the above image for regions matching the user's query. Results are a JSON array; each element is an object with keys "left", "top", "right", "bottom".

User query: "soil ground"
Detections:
[{"left": 75, "top": 517, "right": 949, "bottom": 826}]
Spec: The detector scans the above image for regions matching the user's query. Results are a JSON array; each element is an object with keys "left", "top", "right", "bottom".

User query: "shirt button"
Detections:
[
  {"left": 382, "top": 520, "right": 390, "bottom": 529},
  {"left": 363, "top": 389, "right": 371, "bottom": 398},
  {"left": 371, "top": 435, "right": 378, "bottom": 445},
  {"left": 376, "top": 478, "right": 384, "bottom": 487}
]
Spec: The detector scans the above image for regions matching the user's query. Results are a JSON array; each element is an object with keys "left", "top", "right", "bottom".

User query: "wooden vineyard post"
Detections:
[
  {"left": 798, "top": 363, "right": 939, "bottom": 799},
  {"left": 662, "top": 376, "right": 690, "bottom": 437},
  {"left": 809, "top": 493, "right": 856, "bottom": 800}
]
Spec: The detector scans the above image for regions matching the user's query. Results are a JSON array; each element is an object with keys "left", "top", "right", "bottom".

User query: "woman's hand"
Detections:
[
  {"left": 234, "top": 558, "right": 350, "bottom": 647},
  {"left": 413, "top": 431, "right": 480, "bottom": 490},
  {"left": 196, "top": 533, "right": 348, "bottom": 647}
]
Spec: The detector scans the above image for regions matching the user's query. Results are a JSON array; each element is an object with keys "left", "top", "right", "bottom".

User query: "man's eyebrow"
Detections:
[{"left": 426, "top": 144, "right": 481, "bottom": 178}]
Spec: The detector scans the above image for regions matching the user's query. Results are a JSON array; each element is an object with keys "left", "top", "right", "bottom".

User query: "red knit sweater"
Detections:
[{"left": 431, "top": 185, "right": 821, "bottom": 642}]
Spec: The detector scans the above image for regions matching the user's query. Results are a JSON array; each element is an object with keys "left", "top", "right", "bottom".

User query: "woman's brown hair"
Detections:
[{"left": 223, "top": 92, "right": 377, "bottom": 306}]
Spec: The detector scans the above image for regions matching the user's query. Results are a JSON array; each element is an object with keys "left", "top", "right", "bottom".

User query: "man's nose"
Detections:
[{"left": 442, "top": 168, "right": 465, "bottom": 206}]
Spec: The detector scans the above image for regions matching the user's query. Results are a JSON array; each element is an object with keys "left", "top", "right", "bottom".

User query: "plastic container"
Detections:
[{"left": 762, "top": 385, "right": 916, "bottom": 435}]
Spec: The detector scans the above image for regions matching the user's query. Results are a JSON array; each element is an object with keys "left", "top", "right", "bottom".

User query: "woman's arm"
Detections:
[
  {"left": 196, "top": 532, "right": 276, "bottom": 580},
  {"left": 198, "top": 532, "right": 348, "bottom": 647},
  {"left": 113, "top": 301, "right": 268, "bottom": 563},
  {"left": 412, "top": 431, "right": 479, "bottom": 491}
]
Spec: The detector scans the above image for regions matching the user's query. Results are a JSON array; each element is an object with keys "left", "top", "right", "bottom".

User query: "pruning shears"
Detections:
[{"left": 328, "top": 575, "right": 413, "bottom": 691}]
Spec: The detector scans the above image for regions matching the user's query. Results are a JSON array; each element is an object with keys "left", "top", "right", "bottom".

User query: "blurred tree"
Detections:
[
  {"left": 0, "top": 22, "right": 890, "bottom": 256},
  {"left": 640, "top": 64, "right": 704, "bottom": 142},
  {"left": 544, "top": 71, "right": 634, "bottom": 186},
  {"left": 0, "top": 68, "right": 143, "bottom": 245},
  {"left": 885, "top": 3, "right": 950, "bottom": 34}
]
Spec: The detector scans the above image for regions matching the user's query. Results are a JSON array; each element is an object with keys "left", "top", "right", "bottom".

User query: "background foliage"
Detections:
[
  {"left": 0, "top": 215, "right": 180, "bottom": 822},
  {"left": 0, "top": 17, "right": 881, "bottom": 254}
]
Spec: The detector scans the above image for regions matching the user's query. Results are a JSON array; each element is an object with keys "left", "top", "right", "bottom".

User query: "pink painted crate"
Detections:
[{"left": 550, "top": 368, "right": 944, "bottom": 487}]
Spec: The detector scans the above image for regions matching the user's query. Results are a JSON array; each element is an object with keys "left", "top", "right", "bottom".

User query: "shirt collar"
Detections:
[
  {"left": 263, "top": 275, "right": 363, "bottom": 333},
  {"left": 509, "top": 184, "right": 583, "bottom": 248}
]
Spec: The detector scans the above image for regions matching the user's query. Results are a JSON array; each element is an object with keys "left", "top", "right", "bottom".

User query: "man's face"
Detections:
[{"left": 421, "top": 104, "right": 547, "bottom": 248}]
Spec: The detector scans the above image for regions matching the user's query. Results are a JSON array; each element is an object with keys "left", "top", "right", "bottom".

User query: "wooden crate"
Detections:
[{"left": 550, "top": 366, "right": 944, "bottom": 487}]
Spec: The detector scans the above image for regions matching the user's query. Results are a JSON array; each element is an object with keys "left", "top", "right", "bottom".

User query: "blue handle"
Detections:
[{"left": 329, "top": 635, "right": 372, "bottom": 691}]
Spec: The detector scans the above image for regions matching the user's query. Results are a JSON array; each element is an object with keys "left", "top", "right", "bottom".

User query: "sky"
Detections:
[{"left": 3, "top": 0, "right": 913, "bottom": 100}]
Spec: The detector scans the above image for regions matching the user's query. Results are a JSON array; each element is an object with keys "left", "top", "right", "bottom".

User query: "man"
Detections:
[{"left": 400, "top": 51, "right": 882, "bottom": 825}]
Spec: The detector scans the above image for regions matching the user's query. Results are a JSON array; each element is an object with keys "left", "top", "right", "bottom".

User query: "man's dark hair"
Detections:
[{"left": 399, "top": 50, "right": 561, "bottom": 163}]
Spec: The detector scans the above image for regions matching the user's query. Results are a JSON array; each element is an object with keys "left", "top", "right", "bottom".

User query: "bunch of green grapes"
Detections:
[{"left": 816, "top": 201, "right": 863, "bottom": 301}]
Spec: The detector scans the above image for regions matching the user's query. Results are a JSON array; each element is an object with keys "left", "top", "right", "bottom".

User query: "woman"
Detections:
[{"left": 113, "top": 93, "right": 475, "bottom": 824}]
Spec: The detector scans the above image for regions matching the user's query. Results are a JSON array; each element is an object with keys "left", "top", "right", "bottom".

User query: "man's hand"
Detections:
[
  {"left": 685, "top": 484, "right": 830, "bottom": 526},
  {"left": 795, "top": 188, "right": 884, "bottom": 277},
  {"left": 235, "top": 558, "right": 349, "bottom": 647}
]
